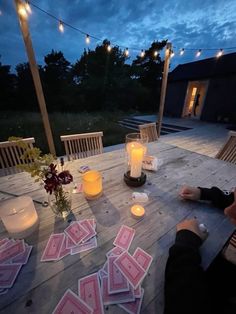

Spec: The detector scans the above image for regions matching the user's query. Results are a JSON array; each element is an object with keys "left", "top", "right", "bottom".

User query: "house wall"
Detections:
[
  {"left": 201, "top": 75, "right": 236, "bottom": 122},
  {"left": 164, "top": 81, "right": 188, "bottom": 117}
]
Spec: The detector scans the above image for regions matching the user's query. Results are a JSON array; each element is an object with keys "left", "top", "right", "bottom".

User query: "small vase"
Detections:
[{"left": 48, "top": 184, "right": 72, "bottom": 219}]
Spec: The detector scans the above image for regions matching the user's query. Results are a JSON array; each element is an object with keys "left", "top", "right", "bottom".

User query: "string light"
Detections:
[
  {"left": 85, "top": 34, "right": 90, "bottom": 44},
  {"left": 124, "top": 48, "right": 129, "bottom": 57},
  {"left": 25, "top": 1, "right": 32, "bottom": 14},
  {"left": 107, "top": 44, "right": 112, "bottom": 52},
  {"left": 140, "top": 50, "right": 145, "bottom": 58},
  {"left": 180, "top": 48, "right": 185, "bottom": 56},
  {"left": 171, "top": 50, "right": 175, "bottom": 58},
  {"left": 216, "top": 49, "right": 223, "bottom": 58},
  {"left": 0, "top": 10, "right": 2, "bottom": 16},
  {"left": 153, "top": 50, "right": 158, "bottom": 57},
  {"left": 18, "top": 4, "right": 28, "bottom": 18},
  {"left": 196, "top": 49, "right": 202, "bottom": 57},
  {"left": 59, "top": 21, "right": 64, "bottom": 32}
]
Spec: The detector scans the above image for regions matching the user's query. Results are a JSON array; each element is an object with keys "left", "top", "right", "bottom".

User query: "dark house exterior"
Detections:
[{"left": 164, "top": 52, "right": 236, "bottom": 122}]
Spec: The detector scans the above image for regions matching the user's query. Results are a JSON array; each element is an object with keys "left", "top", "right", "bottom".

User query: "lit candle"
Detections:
[
  {"left": 0, "top": 196, "right": 39, "bottom": 238},
  {"left": 131, "top": 204, "right": 145, "bottom": 219},
  {"left": 130, "top": 146, "right": 144, "bottom": 178},
  {"left": 82, "top": 170, "right": 102, "bottom": 199}
]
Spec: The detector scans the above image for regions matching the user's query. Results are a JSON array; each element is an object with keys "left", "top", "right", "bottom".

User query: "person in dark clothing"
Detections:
[
  {"left": 164, "top": 186, "right": 236, "bottom": 314},
  {"left": 194, "top": 93, "right": 200, "bottom": 116}
]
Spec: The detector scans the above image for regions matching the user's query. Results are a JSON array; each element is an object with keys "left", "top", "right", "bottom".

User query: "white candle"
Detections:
[
  {"left": 130, "top": 146, "right": 144, "bottom": 178},
  {"left": 0, "top": 196, "right": 39, "bottom": 238}
]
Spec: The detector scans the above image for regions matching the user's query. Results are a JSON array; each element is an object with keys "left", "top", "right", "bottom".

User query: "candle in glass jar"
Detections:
[
  {"left": 130, "top": 146, "right": 144, "bottom": 178},
  {"left": 131, "top": 204, "right": 145, "bottom": 219},
  {"left": 82, "top": 170, "right": 102, "bottom": 199},
  {"left": 0, "top": 196, "right": 39, "bottom": 238}
]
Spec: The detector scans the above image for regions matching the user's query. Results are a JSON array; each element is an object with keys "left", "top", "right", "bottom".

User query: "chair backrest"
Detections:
[
  {"left": 0, "top": 137, "right": 35, "bottom": 176},
  {"left": 139, "top": 122, "right": 158, "bottom": 143},
  {"left": 216, "top": 131, "right": 236, "bottom": 164},
  {"left": 60, "top": 132, "right": 103, "bottom": 161}
]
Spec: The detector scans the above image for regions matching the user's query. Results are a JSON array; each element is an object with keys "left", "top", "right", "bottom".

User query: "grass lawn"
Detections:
[{"left": 0, "top": 111, "right": 134, "bottom": 156}]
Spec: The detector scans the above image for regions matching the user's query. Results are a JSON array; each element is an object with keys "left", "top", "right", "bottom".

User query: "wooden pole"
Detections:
[
  {"left": 14, "top": 0, "right": 56, "bottom": 155},
  {"left": 157, "top": 42, "right": 172, "bottom": 137}
]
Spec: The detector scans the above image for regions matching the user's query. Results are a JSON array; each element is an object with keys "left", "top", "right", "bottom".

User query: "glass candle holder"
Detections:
[
  {"left": 0, "top": 196, "right": 39, "bottom": 238},
  {"left": 131, "top": 204, "right": 145, "bottom": 219},
  {"left": 82, "top": 170, "right": 103, "bottom": 200}
]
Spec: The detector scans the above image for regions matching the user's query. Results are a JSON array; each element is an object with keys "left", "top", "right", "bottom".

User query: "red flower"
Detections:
[{"left": 58, "top": 170, "right": 73, "bottom": 185}]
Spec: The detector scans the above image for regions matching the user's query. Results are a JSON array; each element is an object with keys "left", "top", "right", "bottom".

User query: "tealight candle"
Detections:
[
  {"left": 131, "top": 204, "right": 145, "bottom": 219},
  {"left": 0, "top": 196, "right": 39, "bottom": 238},
  {"left": 82, "top": 170, "right": 103, "bottom": 199}
]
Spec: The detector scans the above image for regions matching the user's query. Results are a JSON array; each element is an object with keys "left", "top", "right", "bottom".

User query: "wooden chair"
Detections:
[
  {"left": 0, "top": 137, "right": 35, "bottom": 176},
  {"left": 60, "top": 132, "right": 103, "bottom": 161},
  {"left": 216, "top": 131, "right": 236, "bottom": 164},
  {"left": 139, "top": 122, "right": 158, "bottom": 143}
]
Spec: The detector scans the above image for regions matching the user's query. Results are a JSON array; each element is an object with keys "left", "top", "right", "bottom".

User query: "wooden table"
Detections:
[{"left": 0, "top": 142, "right": 235, "bottom": 314}]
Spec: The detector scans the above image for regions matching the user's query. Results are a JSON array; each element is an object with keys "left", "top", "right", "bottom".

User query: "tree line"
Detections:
[{"left": 0, "top": 39, "right": 167, "bottom": 113}]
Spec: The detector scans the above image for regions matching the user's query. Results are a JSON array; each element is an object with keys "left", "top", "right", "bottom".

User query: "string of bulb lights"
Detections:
[{"left": 16, "top": 0, "right": 236, "bottom": 60}]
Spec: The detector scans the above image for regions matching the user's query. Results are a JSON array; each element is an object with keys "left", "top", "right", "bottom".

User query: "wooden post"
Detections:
[
  {"left": 14, "top": 0, "right": 56, "bottom": 155},
  {"left": 157, "top": 42, "right": 172, "bottom": 137}
]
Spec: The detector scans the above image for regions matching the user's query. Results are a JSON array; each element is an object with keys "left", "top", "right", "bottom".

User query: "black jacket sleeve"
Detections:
[
  {"left": 164, "top": 230, "right": 210, "bottom": 314},
  {"left": 199, "top": 186, "right": 234, "bottom": 209}
]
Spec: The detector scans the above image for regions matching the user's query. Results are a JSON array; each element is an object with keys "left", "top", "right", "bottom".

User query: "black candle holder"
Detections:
[{"left": 124, "top": 171, "right": 146, "bottom": 187}]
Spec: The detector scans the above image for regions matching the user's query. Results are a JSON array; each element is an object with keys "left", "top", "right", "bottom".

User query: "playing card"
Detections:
[
  {"left": 78, "top": 273, "right": 104, "bottom": 314},
  {"left": 41, "top": 233, "right": 65, "bottom": 262},
  {"left": 0, "top": 238, "right": 9, "bottom": 248},
  {"left": 118, "top": 288, "right": 144, "bottom": 314},
  {"left": 0, "top": 239, "right": 25, "bottom": 264},
  {"left": 87, "top": 219, "right": 96, "bottom": 230},
  {"left": 72, "top": 183, "right": 83, "bottom": 194},
  {"left": 80, "top": 220, "right": 97, "bottom": 243},
  {"left": 101, "top": 260, "right": 108, "bottom": 274},
  {"left": 71, "top": 236, "right": 97, "bottom": 255},
  {"left": 101, "top": 277, "right": 135, "bottom": 305},
  {"left": 98, "top": 269, "right": 108, "bottom": 280},
  {"left": 64, "top": 222, "right": 89, "bottom": 245},
  {"left": 52, "top": 289, "right": 93, "bottom": 314},
  {"left": 0, "top": 288, "right": 8, "bottom": 295},
  {"left": 65, "top": 235, "right": 77, "bottom": 250},
  {"left": 58, "top": 236, "right": 71, "bottom": 260},
  {"left": 0, "top": 239, "right": 15, "bottom": 252},
  {"left": 114, "top": 251, "right": 146, "bottom": 289},
  {"left": 133, "top": 247, "right": 153, "bottom": 272},
  {"left": 113, "top": 225, "right": 135, "bottom": 251},
  {"left": 108, "top": 256, "right": 129, "bottom": 294},
  {"left": 106, "top": 246, "right": 124, "bottom": 258},
  {"left": 0, "top": 264, "right": 22, "bottom": 288},
  {"left": 134, "top": 286, "right": 142, "bottom": 298},
  {"left": 12, "top": 244, "right": 33, "bottom": 265}
]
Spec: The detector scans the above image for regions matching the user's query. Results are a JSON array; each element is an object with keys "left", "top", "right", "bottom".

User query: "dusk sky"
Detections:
[{"left": 1, "top": 0, "right": 236, "bottom": 72}]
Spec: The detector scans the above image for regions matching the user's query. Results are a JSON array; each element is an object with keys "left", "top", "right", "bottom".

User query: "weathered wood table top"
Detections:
[{"left": 0, "top": 142, "right": 235, "bottom": 314}]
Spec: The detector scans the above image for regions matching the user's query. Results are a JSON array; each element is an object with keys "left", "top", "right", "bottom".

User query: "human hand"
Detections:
[
  {"left": 224, "top": 188, "right": 236, "bottom": 225},
  {"left": 179, "top": 185, "right": 201, "bottom": 201},
  {"left": 177, "top": 219, "right": 208, "bottom": 241}
]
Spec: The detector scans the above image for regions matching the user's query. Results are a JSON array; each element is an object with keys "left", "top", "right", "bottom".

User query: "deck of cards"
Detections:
[
  {"left": 52, "top": 224, "right": 153, "bottom": 314},
  {"left": 0, "top": 238, "right": 33, "bottom": 295},
  {"left": 41, "top": 219, "right": 97, "bottom": 262}
]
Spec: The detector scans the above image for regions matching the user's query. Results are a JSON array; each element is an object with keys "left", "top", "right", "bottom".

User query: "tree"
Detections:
[{"left": 0, "top": 58, "right": 17, "bottom": 110}]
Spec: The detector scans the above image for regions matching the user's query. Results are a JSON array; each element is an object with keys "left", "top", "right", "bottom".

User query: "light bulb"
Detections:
[
  {"left": 140, "top": 50, "right": 145, "bottom": 57},
  {"left": 196, "top": 49, "right": 202, "bottom": 57},
  {"left": 59, "top": 21, "right": 64, "bottom": 32},
  {"left": 216, "top": 49, "right": 223, "bottom": 58},
  {"left": 125, "top": 48, "right": 129, "bottom": 57},
  {"left": 107, "top": 45, "right": 112, "bottom": 52},
  {"left": 171, "top": 51, "right": 175, "bottom": 58},
  {"left": 180, "top": 48, "right": 185, "bottom": 56},
  {"left": 154, "top": 50, "right": 158, "bottom": 57},
  {"left": 86, "top": 34, "right": 90, "bottom": 44},
  {"left": 18, "top": 4, "right": 28, "bottom": 18},
  {"left": 25, "top": 2, "right": 32, "bottom": 14}
]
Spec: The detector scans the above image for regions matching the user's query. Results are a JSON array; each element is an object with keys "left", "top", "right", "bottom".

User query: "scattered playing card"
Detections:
[
  {"left": 88, "top": 218, "right": 96, "bottom": 230},
  {"left": 65, "top": 235, "right": 77, "bottom": 250},
  {"left": 0, "top": 239, "right": 25, "bottom": 264},
  {"left": 114, "top": 251, "right": 146, "bottom": 289},
  {"left": 134, "top": 286, "right": 142, "bottom": 298},
  {"left": 0, "top": 264, "right": 22, "bottom": 289},
  {"left": 133, "top": 247, "right": 153, "bottom": 272},
  {"left": 52, "top": 289, "right": 93, "bottom": 314},
  {"left": 79, "top": 165, "right": 90, "bottom": 173},
  {"left": 108, "top": 256, "right": 129, "bottom": 294},
  {"left": 64, "top": 222, "right": 89, "bottom": 245},
  {"left": 0, "top": 238, "right": 9, "bottom": 248},
  {"left": 101, "top": 277, "right": 135, "bottom": 305},
  {"left": 118, "top": 288, "right": 144, "bottom": 314},
  {"left": 41, "top": 233, "right": 65, "bottom": 262},
  {"left": 78, "top": 273, "right": 104, "bottom": 314},
  {"left": 72, "top": 183, "right": 83, "bottom": 194},
  {"left": 58, "top": 236, "right": 71, "bottom": 260},
  {"left": 12, "top": 245, "right": 33, "bottom": 265},
  {"left": 106, "top": 246, "right": 124, "bottom": 258},
  {"left": 80, "top": 220, "right": 97, "bottom": 243},
  {"left": 71, "top": 236, "right": 97, "bottom": 255},
  {"left": 113, "top": 225, "right": 135, "bottom": 251}
]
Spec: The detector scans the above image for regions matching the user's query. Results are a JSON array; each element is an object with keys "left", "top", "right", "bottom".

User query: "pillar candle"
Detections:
[
  {"left": 130, "top": 146, "right": 144, "bottom": 178},
  {"left": 82, "top": 170, "right": 102, "bottom": 199}
]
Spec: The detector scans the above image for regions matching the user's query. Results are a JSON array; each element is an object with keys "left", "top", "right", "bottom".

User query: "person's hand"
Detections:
[
  {"left": 177, "top": 219, "right": 208, "bottom": 241},
  {"left": 224, "top": 188, "right": 236, "bottom": 225},
  {"left": 179, "top": 185, "right": 201, "bottom": 201}
]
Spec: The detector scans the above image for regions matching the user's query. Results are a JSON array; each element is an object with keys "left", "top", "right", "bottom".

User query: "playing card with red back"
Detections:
[
  {"left": 64, "top": 221, "right": 89, "bottom": 245},
  {"left": 0, "top": 239, "right": 25, "bottom": 264},
  {"left": 71, "top": 236, "right": 97, "bottom": 255},
  {"left": 0, "top": 264, "right": 22, "bottom": 288},
  {"left": 52, "top": 289, "right": 93, "bottom": 314},
  {"left": 114, "top": 251, "right": 146, "bottom": 289},
  {"left": 0, "top": 238, "right": 9, "bottom": 248},
  {"left": 133, "top": 247, "right": 153, "bottom": 272},
  {"left": 87, "top": 219, "right": 96, "bottom": 230},
  {"left": 41, "top": 233, "right": 65, "bottom": 262},
  {"left": 106, "top": 246, "right": 124, "bottom": 258},
  {"left": 118, "top": 288, "right": 144, "bottom": 314},
  {"left": 12, "top": 244, "right": 33, "bottom": 265},
  {"left": 108, "top": 256, "right": 129, "bottom": 294},
  {"left": 65, "top": 235, "right": 77, "bottom": 250},
  {"left": 78, "top": 272, "right": 104, "bottom": 314},
  {"left": 58, "top": 236, "right": 71, "bottom": 260},
  {"left": 80, "top": 220, "right": 97, "bottom": 243},
  {"left": 101, "top": 276, "right": 135, "bottom": 305},
  {"left": 113, "top": 225, "right": 135, "bottom": 251}
]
